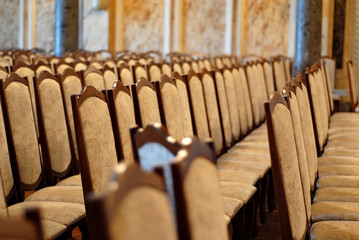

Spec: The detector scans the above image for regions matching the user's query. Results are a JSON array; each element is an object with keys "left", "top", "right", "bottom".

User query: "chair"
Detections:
[
  {"left": 73, "top": 61, "right": 88, "bottom": 72},
  {"left": 232, "top": 67, "right": 248, "bottom": 136},
  {"left": 117, "top": 63, "right": 134, "bottom": 86},
  {"left": 83, "top": 65, "right": 105, "bottom": 91},
  {"left": 172, "top": 61, "right": 183, "bottom": 75},
  {"left": 55, "top": 60, "right": 72, "bottom": 75},
  {"left": 107, "top": 81, "right": 137, "bottom": 164},
  {"left": 182, "top": 62, "right": 192, "bottom": 75},
  {"left": 103, "top": 65, "right": 118, "bottom": 89},
  {"left": 86, "top": 163, "right": 178, "bottom": 240},
  {"left": 0, "top": 66, "right": 8, "bottom": 79},
  {"left": 161, "top": 62, "right": 172, "bottom": 76},
  {"left": 34, "top": 61, "right": 52, "bottom": 76},
  {"left": 147, "top": 62, "right": 162, "bottom": 82},
  {"left": 272, "top": 59, "right": 286, "bottom": 91},
  {"left": 320, "top": 56, "right": 336, "bottom": 90},
  {"left": 245, "top": 64, "right": 262, "bottom": 127},
  {"left": 132, "top": 62, "right": 148, "bottom": 82},
  {"left": 263, "top": 60, "right": 275, "bottom": 97},
  {"left": 347, "top": 59, "right": 359, "bottom": 112}
]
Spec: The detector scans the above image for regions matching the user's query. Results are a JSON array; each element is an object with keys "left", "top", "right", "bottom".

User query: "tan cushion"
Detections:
[
  {"left": 138, "top": 84, "right": 162, "bottom": 126},
  {"left": 313, "top": 187, "right": 359, "bottom": 203},
  {"left": 232, "top": 68, "right": 248, "bottom": 135},
  {"left": 55, "top": 174, "right": 82, "bottom": 187},
  {"left": 239, "top": 67, "right": 254, "bottom": 130},
  {"left": 218, "top": 151, "right": 271, "bottom": 167},
  {"left": 85, "top": 72, "right": 105, "bottom": 91},
  {"left": 311, "top": 201, "right": 359, "bottom": 222},
  {"left": 24, "top": 186, "right": 84, "bottom": 204},
  {"left": 41, "top": 220, "right": 67, "bottom": 239},
  {"left": 104, "top": 70, "right": 117, "bottom": 89},
  {"left": 218, "top": 169, "right": 260, "bottom": 185},
  {"left": 317, "top": 175, "right": 359, "bottom": 188},
  {"left": 318, "top": 156, "right": 359, "bottom": 166},
  {"left": 323, "top": 149, "right": 359, "bottom": 158},
  {"left": 325, "top": 141, "right": 359, "bottom": 151},
  {"left": 310, "top": 221, "right": 359, "bottom": 240},
  {"left": 217, "top": 158, "right": 270, "bottom": 176},
  {"left": 221, "top": 197, "right": 243, "bottom": 218},
  {"left": 8, "top": 201, "right": 85, "bottom": 226},
  {"left": 318, "top": 164, "right": 359, "bottom": 177},
  {"left": 120, "top": 68, "right": 134, "bottom": 86},
  {"left": 229, "top": 145, "right": 270, "bottom": 155},
  {"left": 219, "top": 181, "right": 256, "bottom": 204},
  {"left": 175, "top": 78, "right": 194, "bottom": 137}
]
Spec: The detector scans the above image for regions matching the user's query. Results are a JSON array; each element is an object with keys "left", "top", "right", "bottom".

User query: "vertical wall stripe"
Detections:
[
  {"left": 224, "top": 0, "right": 233, "bottom": 54},
  {"left": 288, "top": 0, "right": 297, "bottom": 57},
  {"left": 163, "top": 0, "right": 172, "bottom": 55}
]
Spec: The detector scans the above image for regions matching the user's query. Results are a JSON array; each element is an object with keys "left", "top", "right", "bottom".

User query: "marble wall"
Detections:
[
  {"left": 183, "top": 0, "right": 227, "bottom": 55},
  {"left": 241, "top": 0, "right": 291, "bottom": 57},
  {"left": 0, "top": 0, "right": 19, "bottom": 49},
  {"left": 37, "top": 0, "right": 55, "bottom": 53},
  {"left": 123, "top": 0, "right": 164, "bottom": 52}
]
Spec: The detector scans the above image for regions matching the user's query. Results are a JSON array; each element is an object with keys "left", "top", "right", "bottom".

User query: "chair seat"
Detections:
[
  {"left": 323, "top": 149, "right": 359, "bottom": 159},
  {"left": 310, "top": 221, "right": 359, "bottom": 240},
  {"left": 325, "top": 141, "right": 359, "bottom": 151},
  {"left": 311, "top": 201, "right": 359, "bottom": 223},
  {"left": 313, "top": 187, "right": 359, "bottom": 203},
  {"left": 221, "top": 197, "right": 243, "bottom": 219},
  {"left": 318, "top": 164, "right": 359, "bottom": 177},
  {"left": 41, "top": 220, "right": 67, "bottom": 240},
  {"left": 317, "top": 175, "right": 359, "bottom": 188},
  {"left": 56, "top": 174, "right": 82, "bottom": 187},
  {"left": 219, "top": 151, "right": 271, "bottom": 166},
  {"left": 24, "top": 186, "right": 84, "bottom": 204},
  {"left": 318, "top": 156, "right": 359, "bottom": 166},
  {"left": 8, "top": 201, "right": 85, "bottom": 227},
  {"left": 218, "top": 169, "right": 260, "bottom": 185},
  {"left": 219, "top": 181, "right": 257, "bottom": 204},
  {"left": 217, "top": 160, "right": 270, "bottom": 178},
  {"left": 231, "top": 143, "right": 269, "bottom": 153}
]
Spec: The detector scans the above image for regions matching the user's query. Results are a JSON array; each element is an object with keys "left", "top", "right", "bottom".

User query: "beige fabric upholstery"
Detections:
[
  {"left": 183, "top": 157, "right": 228, "bottom": 240},
  {"left": 8, "top": 201, "right": 85, "bottom": 227},
  {"left": 221, "top": 197, "right": 243, "bottom": 218},
  {"left": 310, "top": 221, "right": 359, "bottom": 240},
  {"left": 202, "top": 74, "right": 223, "bottom": 154},
  {"left": 0, "top": 68, "right": 7, "bottom": 79},
  {"left": 217, "top": 160, "right": 269, "bottom": 178},
  {"left": 39, "top": 79, "right": 72, "bottom": 173},
  {"left": 41, "top": 220, "right": 67, "bottom": 239},
  {"left": 35, "top": 65, "right": 52, "bottom": 76},
  {"left": 273, "top": 61, "right": 286, "bottom": 90},
  {"left": 191, "top": 62, "right": 199, "bottom": 73},
  {"left": 56, "top": 174, "right": 82, "bottom": 187},
  {"left": 5, "top": 81, "right": 42, "bottom": 186},
  {"left": 215, "top": 72, "right": 232, "bottom": 147},
  {"left": 135, "top": 66, "right": 148, "bottom": 81},
  {"left": 318, "top": 156, "right": 359, "bottom": 166},
  {"left": 204, "top": 59, "right": 212, "bottom": 70},
  {"left": 188, "top": 75, "right": 210, "bottom": 140},
  {"left": 263, "top": 62, "right": 274, "bottom": 97},
  {"left": 220, "top": 182, "right": 256, "bottom": 204},
  {"left": 161, "top": 64, "right": 171, "bottom": 76},
  {"left": 0, "top": 174, "right": 9, "bottom": 218},
  {"left": 149, "top": 65, "right": 161, "bottom": 81},
  {"left": 317, "top": 175, "right": 359, "bottom": 188},
  {"left": 232, "top": 68, "right": 248, "bottom": 136},
  {"left": 79, "top": 97, "right": 118, "bottom": 192},
  {"left": 253, "top": 63, "right": 267, "bottom": 121},
  {"left": 239, "top": 67, "right": 254, "bottom": 130},
  {"left": 318, "top": 164, "right": 359, "bottom": 177},
  {"left": 313, "top": 187, "right": 359, "bottom": 203},
  {"left": 223, "top": 69, "right": 240, "bottom": 141},
  {"left": 62, "top": 74, "right": 82, "bottom": 159},
  {"left": 56, "top": 64, "right": 71, "bottom": 75},
  {"left": 137, "top": 85, "right": 162, "bottom": 127},
  {"left": 348, "top": 61, "right": 358, "bottom": 108},
  {"left": 182, "top": 62, "right": 191, "bottom": 75},
  {"left": 24, "top": 186, "right": 84, "bottom": 204},
  {"left": 114, "top": 91, "right": 137, "bottom": 164},
  {"left": 110, "top": 187, "right": 177, "bottom": 240},
  {"left": 173, "top": 63, "right": 182, "bottom": 75},
  {"left": 314, "top": 71, "right": 329, "bottom": 140},
  {"left": 311, "top": 201, "right": 359, "bottom": 222},
  {"left": 104, "top": 70, "right": 117, "bottom": 89},
  {"left": 246, "top": 66, "right": 261, "bottom": 126},
  {"left": 74, "top": 62, "right": 87, "bottom": 72},
  {"left": 216, "top": 58, "right": 223, "bottom": 69},
  {"left": 120, "top": 68, "right": 134, "bottom": 86},
  {"left": 85, "top": 72, "right": 105, "bottom": 91},
  {"left": 218, "top": 169, "right": 260, "bottom": 185},
  {"left": 160, "top": 82, "right": 184, "bottom": 141},
  {"left": 175, "top": 78, "right": 194, "bottom": 137},
  {"left": 271, "top": 103, "right": 307, "bottom": 240}
]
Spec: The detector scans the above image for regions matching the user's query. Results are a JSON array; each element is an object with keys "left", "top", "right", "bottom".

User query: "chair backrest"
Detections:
[
  {"left": 172, "top": 62, "right": 183, "bottom": 75},
  {"left": 187, "top": 70, "right": 211, "bottom": 141},
  {"left": 107, "top": 81, "right": 137, "bottom": 165},
  {"left": 254, "top": 62, "right": 268, "bottom": 122},
  {"left": 74, "top": 61, "right": 88, "bottom": 72},
  {"left": 246, "top": 64, "right": 261, "bottom": 126},
  {"left": 0, "top": 66, "right": 8, "bottom": 79},
  {"left": 172, "top": 72, "right": 194, "bottom": 137},
  {"left": 172, "top": 138, "right": 228, "bottom": 240},
  {"left": 321, "top": 61, "right": 334, "bottom": 113},
  {"left": 34, "top": 61, "right": 52, "bottom": 76},
  {"left": 293, "top": 78, "right": 317, "bottom": 190},
  {"left": 1, "top": 73, "right": 43, "bottom": 200},
  {"left": 59, "top": 69, "right": 83, "bottom": 161},
  {"left": 321, "top": 57, "right": 336, "bottom": 90},
  {"left": 232, "top": 67, "right": 248, "bottom": 136},
  {"left": 191, "top": 61, "right": 199, "bottom": 73},
  {"left": 161, "top": 62, "right": 172, "bottom": 76},
  {"left": 83, "top": 66, "right": 105, "bottom": 91},
  {"left": 263, "top": 60, "right": 275, "bottom": 97},
  {"left": 56, "top": 60, "right": 72, "bottom": 75},
  {"left": 72, "top": 86, "right": 120, "bottom": 194},
  {"left": 35, "top": 72, "right": 75, "bottom": 184},
  {"left": 103, "top": 65, "right": 118, "bottom": 90},
  {"left": 118, "top": 63, "right": 134, "bottom": 86},
  {"left": 0, "top": 172, "right": 9, "bottom": 218},
  {"left": 222, "top": 68, "right": 240, "bottom": 141},
  {"left": 156, "top": 75, "right": 185, "bottom": 141},
  {"left": 238, "top": 66, "right": 254, "bottom": 131},
  {"left": 273, "top": 60, "right": 286, "bottom": 91},
  {"left": 264, "top": 92, "right": 308, "bottom": 240},
  {"left": 0, "top": 207, "right": 43, "bottom": 240},
  {"left": 314, "top": 67, "right": 330, "bottom": 138},
  {"left": 132, "top": 63, "right": 148, "bottom": 82},
  {"left": 317, "top": 65, "right": 331, "bottom": 118},
  {"left": 201, "top": 70, "right": 224, "bottom": 155},
  {"left": 148, "top": 63, "right": 162, "bottom": 82},
  {"left": 86, "top": 163, "right": 178, "bottom": 240},
  {"left": 347, "top": 59, "right": 358, "bottom": 111},
  {"left": 182, "top": 62, "right": 192, "bottom": 75},
  {"left": 133, "top": 77, "right": 162, "bottom": 127},
  {"left": 104, "top": 60, "right": 118, "bottom": 77}
]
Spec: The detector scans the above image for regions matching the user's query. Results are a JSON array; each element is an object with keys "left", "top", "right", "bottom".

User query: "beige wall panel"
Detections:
[
  {"left": 0, "top": 0, "right": 19, "bottom": 49},
  {"left": 36, "top": 0, "right": 54, "bottom": 53}
]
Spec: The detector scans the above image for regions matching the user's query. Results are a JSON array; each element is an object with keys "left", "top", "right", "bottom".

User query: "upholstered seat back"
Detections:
[
  {"left": 313, "top": 71, "right": 329, "bottom": 140},
  {"left": 318, "top": 67, "right": 331, "bottom": 117},
  {"left": 173, "top": 72, "right": 194, "bottom": 137},
  {"left": 134, "top": 64, "right": 148, "bottom": 81},
  {"left": 159, "top": 76, "right": 184, "bottom": 141},
  {"left": 74, "top": 62, "right": 87, "bottom": 72},
  {"left": 322, "top": 62, "right": 334, "bottom": 112},
  {"left": 223, "top": 69, "right": 240, "bottom": 141},
  {"left": 84, "top": 66, "right": 105, "bottom": 91},
  {"left": 263, "top": 61, "right": 275, "bottom": 97},
  {"left": 0, "top": 173, "right": 9, "bottom": 218},
  {"left": 246, "top": 65, "right": 261, "bottom": 126},
  {"left": 56, "top": 63, "right": 72, "bottom": 75},
  {"left": 232, "top": 68, "right": 248, "bottom": 136},
  {"left": 103, "top": 68, "right": 117, "bottom": 89},
  {"left": 182, "top": 62, "right": 191, "bottom": 75},
  {"left": 136, "top": 78, "right": 162, "bottom": 127},
  {"left": 215, "top": 71, "right": 232, "bottom": 147},
  {"left": 188, "top": 71, "right": 210, "bottom": 140},
  {"left": 161, "top": 63, "right": 171, "bottom": 76},
  {"left": 119, "top": 65, "right": 134, "bottom": 86},
  {"left": 173, "top": 63, "right": 183, "bottom": 75},
  {"left": 149, "top": 64, "right": 161, "bottom": 82},
  {"left": 191, "top": 61, "right": 199, "bottom": 73},
  {"left": 0, "top": 67, "right": 7, "bottom": 79},
  {"left": 104, "top": 60, "right": 118, "bottom": 76},
  {"left": 37, "top": 73, "right": 72, "bottom": 175},
  {"left": 273, "top": 60, "right": 286, "bottom": 91},
  {"left": 347, "top": 60, "right": 358, "bottom": 110},
  {"left": 202, "top": 72, "right": 223, "bottom": 155},
  {"left": 239, "top": 67, "right": 254, "bottom": 130},
  {"left": 35, "top": 64, "right": 52, "bottom": 76},
  {"left": 254, "top": 63, "right": 268, "bottom": 122},
  {"left": 204, "top": 59, "right": 212, "bottom": 71}
]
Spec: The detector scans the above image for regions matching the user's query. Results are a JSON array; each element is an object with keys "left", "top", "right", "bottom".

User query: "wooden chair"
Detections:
[
  {"left": 107, "top": 81, "right": 137, "bottom": 164},
  {"left": 263, "top": 60, "right": 275, "bottom": 97},
  {"left": 232, "top": 67, "right": 249, "bottom": 136},
  {"left": 86, "top": 163, "right": 178, "bottom": 240},
  {"left": 132, "top": 62, "right": 148, "bottom": 82},
  {"left": 272, "top": 59, "right": 286, "bottom": 91},
  {"left": 117, "top": 62, "right": 134, "bottom": 86},
  {"left": 34, "top": 61, "right": 52, "bottom": 76},
  {"left": 0, "top": 66, "right": 8, "bottom": 79},
  {"left": 73, "top": 61, "right": 88, "bottom": 72},
  {"left": 104, "top": 59, "right": 118, "bottom": 77},
  {"left": 55, "top": 60, "right": 72, "bottom": 75},
  {"left": 83, "top": 65, "right": 105, "bottom": 91},
  {"left": 103, "top": 65, "right": 118, "bottom": 89},
  {"left": 320, "top": 56, "right": 336, "bottom": 91},
  {"left": 172, "top": 61, "right": 183, "bottom": 75},
  {"left": 161, "top": 62, "right": 172, "bottom": 76},
  {"left": 147, "top": 62, "right": 162, "bottom": 82},
  {"left": 347, "top": 59, "right": 359, "bottom": 112}
]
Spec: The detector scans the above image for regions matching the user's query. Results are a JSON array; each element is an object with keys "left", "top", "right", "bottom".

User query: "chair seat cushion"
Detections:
[
  {"left": 323, "top": 149, "right": 359, "bottom": 159},
  {"left": 219, "top": 181, "right": 257, "bottom": 204},
  {"left": 318, "top": 164, "right": 359, "bottom": 177},
  {"left": 217, "top": 160, "right": 270, "bottom": 178},
  {"left": 221, "top": 197, "right": 243, "bottom": 218},
  {"left": 8, "top": 201, "right": 85, "bottom": 227},
  {"left": 24, "top": 186, "right": 84, "bottom": 204},
  {"left": 318, "top": 156, "right": 359, "bottom": 166},
  {"left": 316, "top": 175, "right": 359, "bottom": 188},
  {"left": 56, "top": 174, "right": 82, "bottom": 187},
  {"left": 325, "top": 141, "right": 359, "bottom": 151},
  {"left": 230, "top": 144, "right": 269, "bottom": 154},
  {"left": 219, "top": 151, "right": 271, "bottom": 166},
  {"left": 41, "top": 220, "right": 67, "bottom": 240},
  {"left": 311, "top": 201, "right": 359, "bottom": 222},
  {"left": 310, "top": 221, "right": 359, "bottom": 240},
  {"left": 313, "top": 187, "right": 359, "bottom": 203},
  {"left": 218, "top": 169, "right": 260, "bottom": 185}
]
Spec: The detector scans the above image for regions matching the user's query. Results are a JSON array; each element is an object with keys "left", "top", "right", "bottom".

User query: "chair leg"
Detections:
[
  {"left": 259, "top": 173, "right": 269, "bottom": 224},
  {"left": 251, "top": 191, "right": 258, "bottom": 238},
  {"left": 267, "top": 169, "right": 276, "bottom": 212},
  {"left": 78, "top": 218, "right": 89, "bottom": 240}
]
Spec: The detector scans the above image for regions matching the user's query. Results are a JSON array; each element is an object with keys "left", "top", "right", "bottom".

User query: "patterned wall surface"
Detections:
[
  {"left": 37, "top": 0, "right": 55, "bottom": 53},
  {"left": 0, "top": 0, "right": 19, "bottom": 49}
]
